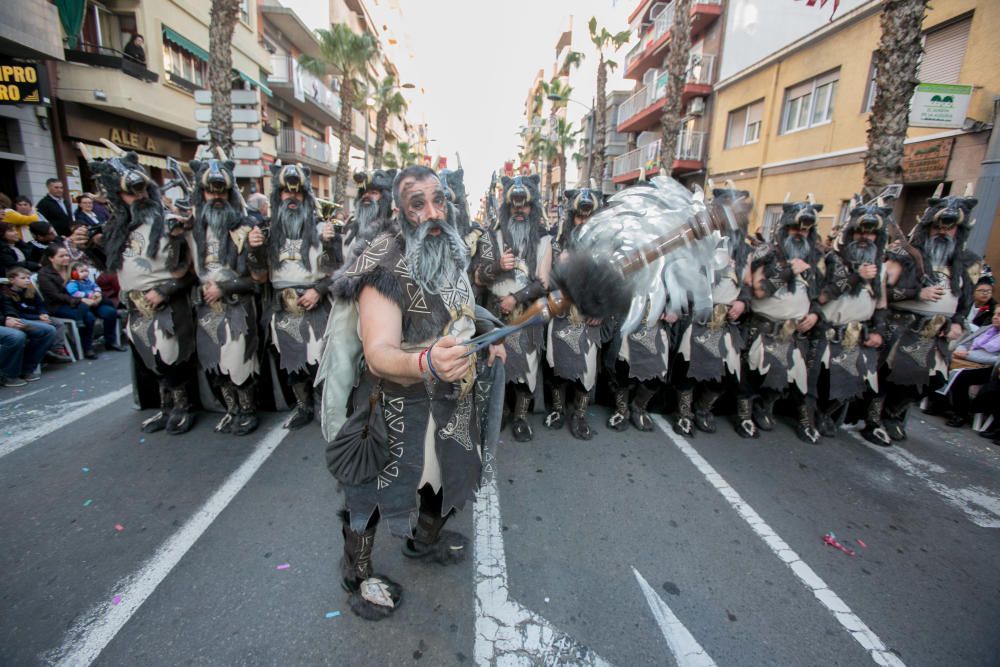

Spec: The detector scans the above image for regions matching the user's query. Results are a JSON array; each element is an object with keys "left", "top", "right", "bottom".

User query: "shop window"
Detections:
[
  {"left": 725, "top": 99, "right": 763, "bottom": 149},
  {"left": 780, "top": 69, "right": 839, "bottom": 134}
]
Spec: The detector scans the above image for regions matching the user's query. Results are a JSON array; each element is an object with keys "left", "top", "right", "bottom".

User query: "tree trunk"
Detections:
[
  {"left": 335, "top": 76, "right": 355, "bottom": 204},
  {"left": 659, "top": 0, "right": 692, "bottom": 173},
  {"left": 373, "top": 106, "right": 389, "bottom": 170},
  {"left": 208, "top": 0, "right": 239, "bottom": 155},
  {"left": 863, "top": 0, "right": 929, "bottom": 199},
  {"left": 545, "top": 159, "right": 554, "bottom": 206},
  {"left": 592, "top": 56, "right": 608, "bottom": 191}
]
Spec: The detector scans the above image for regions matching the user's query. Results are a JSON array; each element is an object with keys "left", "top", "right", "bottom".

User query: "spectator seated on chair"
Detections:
[
  {"left": 1, "top": 267, "right": 58, "bottom": 384},
  {"left": 943, "top": 310, "right": 1000, "bottom": 428},
  {"left": 25, "top": 220, "right": 56, "bottom": 266},
  {"left": 0, "top": 221, "right": 40, "bottom": 272}
]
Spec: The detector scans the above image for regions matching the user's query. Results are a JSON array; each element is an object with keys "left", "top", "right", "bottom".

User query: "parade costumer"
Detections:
[
  {"left": 545, "top": 187, "right": 604, "bottom": 440},
  {"left": 187, "top": 155, "right": 260, "bottom": 435},
  {"left": 745, "top": 197, "right": 824, "bottom": 444},
  {"left": 317, "top": 165, "right": 505, "bottom": 620},
  {"left": 670, "top": 185, "right": 752, "bottom": 437},
  {"left": 342, "top": 169, "right": 396, "bottom": 265},
  {"left": 89, "top": 151, "right": 197, "bottom": 434},
  {"left": 871, "top": 185, "right": 980, "bottom": 444},
  {"left": 247, "top": 163, "right": 342, "bottom": 429},
  {"left": 813, "top": 196, "right": 889, "bottom": 438},
  {"left": 472, "top": 174, "right": 552, "bottom": 442}
]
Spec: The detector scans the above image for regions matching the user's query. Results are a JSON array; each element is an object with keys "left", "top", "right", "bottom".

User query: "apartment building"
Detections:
[
  {"left": 611, "top": 0, "right": 724, "bottom": 190},
  {"left": 576, "top": 90, "right": 631, "bottom": 194},
  {"left": 54, "top": 0, "right": 271, "bottom": 193},
  {"left": 706, "top": 0, "right": 1000, "bottom": 269}
]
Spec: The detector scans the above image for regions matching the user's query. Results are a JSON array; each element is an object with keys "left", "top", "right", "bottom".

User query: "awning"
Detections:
[
  {"left": 162, "top": 26, "right": 210, "bottom": 62},
  {"left": 76, "top": 143, "right": 167, "bottom": 170},
  {"left": 238, "top": 69, "right": 272, "bottom": 97}
]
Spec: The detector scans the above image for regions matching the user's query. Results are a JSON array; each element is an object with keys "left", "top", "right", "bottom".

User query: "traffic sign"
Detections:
[
  {"left": 194, "top": 89, "right": 259, "bottom": 106},
  {"left": 194, "top": 108, "right": 260, "bottom": 124},
  {"left": 196, "top": 127, "right": 262, "bottom": 142}
]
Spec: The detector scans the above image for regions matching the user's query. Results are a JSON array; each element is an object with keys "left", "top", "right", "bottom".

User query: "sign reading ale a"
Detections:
[{"left": 0, "top": 61, "right": 45, "bottom": 104}]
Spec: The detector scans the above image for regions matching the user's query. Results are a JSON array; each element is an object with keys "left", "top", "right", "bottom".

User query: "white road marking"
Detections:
[
  {"left": 0, "top": 386, "right": 48, "bottom": 406},
  {"left": 44, "top": 422, "right": 290, "bottom": 667},
  {"left": 633, "top": 568, "right": 717, "bottom": 667},
  {"left": 651, "top": 415, "right": 905, "bottom": 667},
  {"left": 473, "top": 474, "right": 611, "bottom": 666},
  {"left": 0, "top": 386, "right": 131, "bottom": 460},
  {"left": 847, "top": 431, "right": 1000, "bottom": 528}
]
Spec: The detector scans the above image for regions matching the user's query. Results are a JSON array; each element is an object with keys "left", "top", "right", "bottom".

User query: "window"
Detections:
[
  {"left": 781, "top": 69, "right": 839, "bottom": 134},
  {"left": 162, "top": 36, "right": 207, "bottom": 91},
  {"left": 725, "top": 99, "right": 763, "bottom": 149},
  {"left": 862, "top": 53, "right": 877, "bottom": 113},
  {"left": 918, "top": 15, "right": 971, "bottom": 84},
  {"left": 761, "top": 204, "right": 783, "bottom": 241},
  {"left": 239, "top": 0, "right": 251, "bottom": 25}
]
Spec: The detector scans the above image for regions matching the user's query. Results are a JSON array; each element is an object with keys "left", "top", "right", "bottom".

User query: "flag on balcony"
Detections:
[{"left": 794, "top": 0, "right": 840, "bottom": 19}]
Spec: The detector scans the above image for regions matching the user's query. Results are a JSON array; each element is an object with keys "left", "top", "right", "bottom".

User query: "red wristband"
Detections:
[{"left": 418, "top": 348, "right": 427, "bottom": 373}]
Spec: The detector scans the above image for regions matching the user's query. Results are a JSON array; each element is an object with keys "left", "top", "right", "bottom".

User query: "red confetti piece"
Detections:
[
  {"left": 823, "top": 532, "right": 856, "bottom": 556},
  {"left": 114, "top": 523, "right": 124, "bottom": 532},
  {"left": 856, "top": 539, "right": 867, "bottom": 549}
]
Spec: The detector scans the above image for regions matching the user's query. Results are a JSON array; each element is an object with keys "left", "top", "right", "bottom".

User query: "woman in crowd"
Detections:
[
  {"left": 123, "top": 34, "right": 146, "bottom": 64},
  {"left": 944, "top": 309, "right": 1000, "bottom": 428},
  {"left": 74, "top": 193, "right": 102, "bottom": 227},
  {"left": 37, "top": 245, "right": 123, "bottom": 358},
  {"left": 0, "top": 221, "right": 39, "bottom": 272},
  {"left": 1, "top": 194, "right": 40, "bottom": 241}
]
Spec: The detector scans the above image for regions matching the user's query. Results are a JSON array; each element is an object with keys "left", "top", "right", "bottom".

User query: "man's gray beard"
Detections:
[
  {"left": 782, "top": 235, "right": 810, "bottom": 261},
  {"left": 355, "top": 199, "right": 380, "bottom": 239},
  {"left": 845, "top": 240, "right": 877, "bottom": 266},
  {"left": 507, "top": 217, "right": 533, "bottom": 257},
  {"left": 130, "top": 197, "right": 161, "bottom": 228},
  {"left": 927, "top": 234, "right": 955, "bottom": 270},
  {"left": 402, "top": 219, "right": 469, "bottom": 296},
  {"left": 277, "top": 199, "right": 307, "bottom": 238},
  {"left": 202, "top": 200, "right": 238, "bottom": 237}
]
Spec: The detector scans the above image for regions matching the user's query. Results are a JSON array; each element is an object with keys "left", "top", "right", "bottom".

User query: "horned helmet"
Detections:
[
  {"left": 353, "top": 168, "right": 396, "bottom": 200},
  {"left": 775, "top": 193, "right": 823, "bottom": 247},
  {"left": 88, "top": 151, "right": 159, "bottom": 211},
  {"left": 910, "top": 182, "right": 978, "bottom": 248},
  {"left": 838, "top": 194, "right": 890, "bottom": 250}
]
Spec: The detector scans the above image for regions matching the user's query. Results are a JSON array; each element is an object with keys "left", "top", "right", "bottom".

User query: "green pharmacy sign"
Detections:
[{"left": 909, "top": 83, "right": 973, "bottom": 129}]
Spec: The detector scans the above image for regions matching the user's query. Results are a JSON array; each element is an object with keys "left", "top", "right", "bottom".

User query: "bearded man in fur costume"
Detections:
[
  {"left": 866, "top": 185, "right": 980, "bottom": 445},
  {"left": 812, "top": 197, "right": 890, "bottom": 438},
  {"left": 247, "top": 163, "right": 342, "bottom": 429},
  {"left": 670, "top": 186, "right": 753, "bottom": 437},
  {"left": 545, "top": 187, "right": 604, "bottom": 440},
  {"left": 471, "top": 174, "right": 552, "bottom": 442},
  {"left": 89, "top": 152, "right": 197, "bottom": 434},
  {"left": 318, "top": 165, "right": 505, "bottom": 620},
  {"left": 744, "top": 197, "right": 824, "bottom": 444},
  {"left": 342, "top": 169, "right": 397, "bottom": 266},
  {"left": 187, "top": 156, "right": 260, "bottom": 435}
]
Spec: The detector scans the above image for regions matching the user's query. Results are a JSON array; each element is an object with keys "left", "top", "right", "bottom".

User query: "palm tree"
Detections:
[
  {"left": 370, "top": 74, "right": 408, "bottom": 170},
  {"left": 862, "top": 0, "right": 930, "bottom": 199},
  {"left": 208, "top": 0, "right": 240, "bottom": 155},
  {"left": 561, "top": 50, "right": 585, "bottom": 76},
  {"left": 541, "top": 78, "right": 574, "bottom": 112},
  {"left": 382, "top": 141, "right": 419, "bottom": 169},
  {"left": 659, "top": 0, "right": 693, "bottom": 172},
  {"left": 300, "top": 25, "right": 378, "bottom": 203},
  {"left": 549, "top": 117, "right": 581, "bottom": 202},
  {"left": 589, "top": 18, "right": 631, "bottom": 189}
]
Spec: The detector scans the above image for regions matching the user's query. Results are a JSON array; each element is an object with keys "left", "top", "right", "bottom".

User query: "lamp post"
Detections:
[{"left": 363, "top": 96, "right": 375, "bottom": 170}]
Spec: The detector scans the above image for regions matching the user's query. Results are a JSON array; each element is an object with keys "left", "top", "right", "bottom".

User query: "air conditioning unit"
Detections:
[{"left": 688, "top": 97, "right": 706, "bottom": 116}]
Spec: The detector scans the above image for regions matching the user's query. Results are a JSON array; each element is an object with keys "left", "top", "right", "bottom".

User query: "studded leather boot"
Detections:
[
  {"left": 141, "top": 383, "right": 173, "bottom": 433},
  {"left": 233, "top": 383, "right": 259, "bottom": 436},
  {"left": 673, "top": 388, "right": 695, "bottom": 436},
  {"left": 214, "top": 383, "right": 238, "bottom": 433},
  {"left": 545, "top": 383, "right": 566, "bottom": 430},
  {"left": 861, "top": 396, "right": 891, "bottom": 446},
  {"left": 511, "top": 390, "right": 533, "bottom": 442},
  {"left": 166, "top": 386, "right": 195, "bottom": 435},
  {"left": 735, "top": 396, "right": 758, "bottom": 438},
  {"left": 694, "top": 388, "right": 720, "bottom": 433},
  {"left": 630, "top": 384, "right": 656, "bottom": 432},
  {"left": 606, "top": 386, "right": 630, "bottom": 431},
  {"left": 285, "top": 382, "right": 314, "bottom": 430},
  {"left": 568, "top": 390, "right": 594, "bottom": 440}
]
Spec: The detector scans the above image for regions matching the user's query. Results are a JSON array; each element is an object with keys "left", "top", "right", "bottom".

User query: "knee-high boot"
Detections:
[
  {"left": 511, "top": 389, "right": 533, "bottom": 442},
  {"left": 340, "top": 513, "right": 401, "bottom": 621},
  {"left": 673, "top": 387, "right": 695, "bottom": 435},
  {"left": 630, "top": 383, "right": 656, "bottom": 432},
  {"left": 141, "top": 382, "right": 173, "bottom": 433},
  {"left": 569, "top": 389, "right": 594, "bottom": 440},
  {"left": 285, "top": 382, "right": 314, "bottom": 430}
]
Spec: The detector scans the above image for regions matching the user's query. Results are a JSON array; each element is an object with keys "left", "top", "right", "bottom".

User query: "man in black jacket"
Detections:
[{"left": 36, "top": 179, "right": 74, "bottom": 237}]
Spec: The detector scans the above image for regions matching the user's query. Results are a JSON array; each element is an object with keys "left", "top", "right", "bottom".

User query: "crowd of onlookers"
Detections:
[{"left": 0, "top": 178, "right": 125, "bottom": 388}]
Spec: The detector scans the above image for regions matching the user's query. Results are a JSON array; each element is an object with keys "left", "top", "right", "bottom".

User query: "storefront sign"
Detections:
[
  {"left": 61, "top": 102, "right": 182, "bottom": 158},
  {"left": 901, "top": 137, "right": 953, "bottom": 183},
  {"left": 65, "top": 165, "right": 83, "bottom": 202},
  {"left": 0, "top": 61, "right": 46, "bottom": 105},
  {"left": 110, "top": 128, "right": 158, "bottom": 153},
  {"left": 909, "top": 83, "right": 973, "bottom": 129}
]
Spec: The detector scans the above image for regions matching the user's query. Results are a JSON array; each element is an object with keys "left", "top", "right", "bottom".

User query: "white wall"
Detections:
[
  {"left": 719, "top": 0, "right": 871, "bottom": 82},
  {"left": 0, "top": 106, "right": 58, "bottom": 203}
]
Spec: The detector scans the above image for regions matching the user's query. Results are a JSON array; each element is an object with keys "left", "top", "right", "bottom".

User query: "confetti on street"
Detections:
[
  {"left": 112, "top": 595, "right": 122, "bottom": 605},
  {"left": 325, "top": 611, "right": 341, "bottom": 619},
  {"left": 114, "top": 523, "right": 124, "bottom": 532},
  {"left": 83, "top": 499, "right": 92, "bottom": 507},
  {"left": 276, "top": 563, "right": 290, "bottom": 570}
]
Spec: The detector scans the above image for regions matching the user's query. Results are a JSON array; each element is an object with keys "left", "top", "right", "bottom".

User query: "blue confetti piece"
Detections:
[
  {"left": 82, "top": 467, "right": 90, "bottom": 473},
  {"left": 324, "top": 611, "right": 341, "bottom": 619},
  {"left": 139, "top": 438, "right": 145, "bottom": 444},
  {"left": 83, "top": 499, "right": 92, "bottom": 507}
]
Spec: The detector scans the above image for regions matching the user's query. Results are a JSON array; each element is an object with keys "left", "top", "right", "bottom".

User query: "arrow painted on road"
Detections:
[
  {"left": 633, "top": 568, "right": 718, "bottom": 667},
  {"left": 473, "top": 468, "right": 610, "bottom": 665}
]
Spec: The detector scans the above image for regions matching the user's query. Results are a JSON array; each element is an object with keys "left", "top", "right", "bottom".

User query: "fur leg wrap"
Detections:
[
  {"left": 166, "top": 386, "right": 195, "bottom": 435},
  {"left": 141, "top": 383, "right": 173, "bottom": 433},
  {"left": 511, "top": 390, "right": 533, "bottom": 442},
  {"left": 753, "top": 391, "right": 778, "bottom": 431},
  {"left": 630, "top": 384, "right": 656, "bottom": 432},
  {"left": 694, "top": 388, "right": 720, "bottom": 433}
]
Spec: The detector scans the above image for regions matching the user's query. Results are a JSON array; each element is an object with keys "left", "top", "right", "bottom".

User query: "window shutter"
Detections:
[
  {"left": 919, "top": 17, "right": 971, "bottom": 84},
  {"left": 726, "top": 107, "right": 748, "bottom": 148},
  {"left": 747, "top": 100, "right": 764, "bottom": 125}
]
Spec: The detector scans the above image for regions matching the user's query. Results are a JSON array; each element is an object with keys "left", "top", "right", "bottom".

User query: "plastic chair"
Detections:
[{"left": 49, "top": 317, "right": 82, "bottom": 362}]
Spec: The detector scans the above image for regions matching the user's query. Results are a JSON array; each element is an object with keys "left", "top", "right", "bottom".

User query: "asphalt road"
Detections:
[{"left": 1, "top": 352, "right": 998, "bottom": 666}]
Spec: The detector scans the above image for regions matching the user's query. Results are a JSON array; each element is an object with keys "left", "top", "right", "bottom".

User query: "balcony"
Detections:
[
  {"left": 624, "top": 0, "right": 723, "bottom": 80},
  {"left": 269, "top": 55, "right": 341, "bottom": 124},
  {"left": 64, "top": 42, "right": 158, "bottom": 83},
  {"left": 611, "top": 131, "right": 705, "bottom": 184},
  {"left": 276, "top": 127, "right": 333, "bottom": 173},
  {"left": 617, "top": 54, "right": 716, "bottom": 133}
]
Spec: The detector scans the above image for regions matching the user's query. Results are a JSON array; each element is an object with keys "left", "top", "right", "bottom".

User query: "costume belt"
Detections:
[
  {"left": 887, "top": 310, "right": 948, "bottom": 339},
  {"left": 825, "top": 320, "right": 864, "bottom": 348},
  {"left": 750, "top": 314, "right": 799, "bottom": 342},
  {"left": 127, "top": 291, "right": 157, "bottom": 320}
]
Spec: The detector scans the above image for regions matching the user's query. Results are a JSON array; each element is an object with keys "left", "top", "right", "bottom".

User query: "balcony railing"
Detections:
[
  {"left": 300, "top": 69, "right": 341, "bottom": 118},
  {"left": 277, "top": 127, "right": 331, "bottom": 164},
  {"left": 617, "top": 54, "right": 716, "bottom": 127},
  {"left": 269, "top": 54, "right": 292, "bottom": 84},
  {"left": 269, "top": 54, "right": 341, "bottom": 118},
  {"left": 63, "top": 41, "right": 158, "bottom": 82},
  {"left": 611, "top": 131, "right": 705, "bottom": 177}
]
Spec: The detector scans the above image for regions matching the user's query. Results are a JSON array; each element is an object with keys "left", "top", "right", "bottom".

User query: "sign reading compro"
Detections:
[{"left": 0, "top": 61, "right": 45, "bottom": 104}]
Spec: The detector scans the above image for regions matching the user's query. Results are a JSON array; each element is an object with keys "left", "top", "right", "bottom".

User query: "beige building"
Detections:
[
  {"left": 706, "top": 0, "right": 1000, "bottom": 269},
  {"left": 55, "top": 0, "right": 271, "bottom": 192}
]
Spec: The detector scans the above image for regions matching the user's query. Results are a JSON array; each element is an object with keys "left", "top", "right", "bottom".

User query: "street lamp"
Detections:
[{"left": 363, "top": 96, "right": 375, "bottom": 170}]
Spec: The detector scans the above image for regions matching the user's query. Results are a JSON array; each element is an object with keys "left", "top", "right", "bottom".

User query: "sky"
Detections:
[{"left": 282, "top": 0, "right": 634, "bottom": 204}]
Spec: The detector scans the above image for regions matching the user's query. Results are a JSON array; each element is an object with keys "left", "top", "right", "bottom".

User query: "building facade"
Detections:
[{"left": 706, "top": 0, "right": 1000, "bottom": 269}]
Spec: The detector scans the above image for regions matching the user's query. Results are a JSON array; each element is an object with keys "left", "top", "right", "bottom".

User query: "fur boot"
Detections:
[
  {"left": 606, "top": 386, "right": 630, "bottom": 431},
  {"left": 545, "top": 383, "right": 566, "bottom": 430},
  {"left": 166, "top": 386, "right": 195, "bottom": 435},
  {"left": 568, "top": 390, "right": 593, "bottom": 441},
  {"left": 673, "top": 388, "right": 695, "bottom": 436},
  {"left": 630, "top": 383, "right": 656, "bottom": 432},
  {"left": 141, "top": 383, "right": 173, "bottom": 433},
  {"left": 285, "top": 381, "right": 314, "bottom": 430},
  {"left": 511, "top": 390, "right": 533, "bottom": 442}
]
